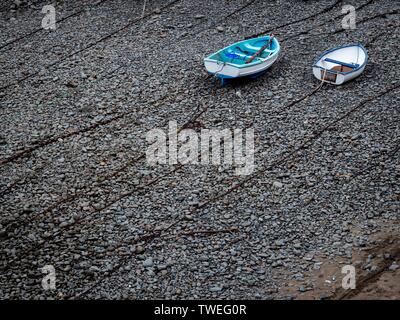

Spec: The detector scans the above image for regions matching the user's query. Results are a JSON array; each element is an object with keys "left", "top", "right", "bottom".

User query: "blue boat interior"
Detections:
[{"left": 209, "top": 37, "right": 279, "bottom": 66}]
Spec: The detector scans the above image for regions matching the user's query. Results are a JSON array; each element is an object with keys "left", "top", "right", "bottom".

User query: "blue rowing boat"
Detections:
[{"left": 204, "top": 35, "right": 281, "bottom": 85}]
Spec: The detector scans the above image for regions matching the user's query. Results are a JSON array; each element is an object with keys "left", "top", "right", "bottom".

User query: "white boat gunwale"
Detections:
[{"left": 312, "top": 43, "right": 368, "bottom": 75}]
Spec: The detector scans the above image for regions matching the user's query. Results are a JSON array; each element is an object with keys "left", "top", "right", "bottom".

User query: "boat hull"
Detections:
[
  {"left": 204, "top": 53, "right": 279, "bottom": 79},
  {"left": 312, "top": 64, "right": 366, "bottom": 85}
]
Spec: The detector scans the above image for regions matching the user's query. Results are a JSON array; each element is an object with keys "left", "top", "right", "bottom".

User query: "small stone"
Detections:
[
  {"left": 65, "top": 80, "right": 78, "bottom": 88},
  {"left": 313, "top": 262, "right": 322, "bottom": 270},
  {"left": 135, "top": 246, "right": 145, "bottom": 254},
  {"left": 42, "top": 232, "right": 51, "bottom": 239},
  {"left": 80, "top": 71, "right": 88, "bottom": 79},
  {"left": 216, "top": 26, "right": 224, "bottom": 32},
  {"left": 143, "top": 257, "right": 153, "bottom": 268},
  {"left": 22, "top": 204, "right": 33, "bottom": 213},
  {"left": 231, "top": 26, "right": 239, "bottom": 33},
  {"left": 272, "top": 261, "right": 283, "bottom": 268},
  {"left": 160, "top": 270, "right": 168, "bottom": 276},
  {"left": 195, "top": 14, "right": 205, "bottom": 19},
  {"left": 89, "top": 266, "right": 100, "bottom": 273},
  {"left": 273, "top": 181, "right": 283, "bottom": 188},
  {"left": 303, "top": 253, "right": 314, "bottom": 261},
  {"left": 209, "top": 286, "right": 222, "bottom": 292},
  {"left": 389, "top": 263, "right": 399, "bottom": 271},
  {"left": 370, "top": 265, "right": 378, "bottom": 272},
  {"left": 59, "top": 221, "right": 69, "bottom": 228},
  {"left": 0, "top": 230, "right": 7, "bottom": 238}
]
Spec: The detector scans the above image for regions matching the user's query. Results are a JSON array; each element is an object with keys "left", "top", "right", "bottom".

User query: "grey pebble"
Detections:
[
  {"left": 389, "top": 263, "right": 399, "bottom": 271},
  {"left": 143, "top": 257, "right": 154, "bottom": 268}
]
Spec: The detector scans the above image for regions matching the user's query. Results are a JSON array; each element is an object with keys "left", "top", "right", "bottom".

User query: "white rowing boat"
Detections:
[{"left": 312, "top": 43, "right": 368, "bottom": 85}]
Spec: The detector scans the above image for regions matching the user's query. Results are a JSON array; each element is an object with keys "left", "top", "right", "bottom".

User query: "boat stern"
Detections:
[{"left": 313, "top": 66, "right": 345, "bottom": 85}]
